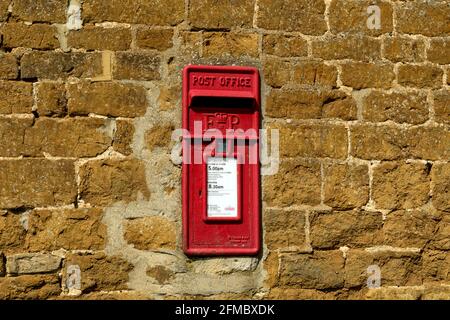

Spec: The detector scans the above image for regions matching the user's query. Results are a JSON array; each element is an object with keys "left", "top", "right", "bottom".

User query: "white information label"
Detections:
[{"left": 207, "top": 157, "right": 238, "bottom": 218}]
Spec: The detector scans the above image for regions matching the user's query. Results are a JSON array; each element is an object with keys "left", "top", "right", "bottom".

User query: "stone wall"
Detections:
[{"left": 0, "top": 0, "right": 449, "bottom": 300}]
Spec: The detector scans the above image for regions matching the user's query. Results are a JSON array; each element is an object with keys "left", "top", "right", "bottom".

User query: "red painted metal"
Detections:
[{"left": 182, "top": 65, "right": 260, "bottom": 256}]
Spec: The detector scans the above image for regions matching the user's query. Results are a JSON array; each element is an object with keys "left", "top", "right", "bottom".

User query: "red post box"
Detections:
[{"left": 182, "top": 65, "right": 260, "bottom": 256}]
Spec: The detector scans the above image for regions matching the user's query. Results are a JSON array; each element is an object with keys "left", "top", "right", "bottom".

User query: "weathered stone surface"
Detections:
[
  {"left": 189, "top": 0, "right": 254, "bottom": 29},
  {"left": 178, "top": 292, "right": 255, "bottom": 300},
  {"left": 56, "top": 291, "right": 149, "bottom": 300},
  {"left": 0, "top": 213, "right": 26, "bottom": 252},
  {"left": 178, "top": 31, "right": 202, "bottom": 57},
  {"left": 264, "top": 209, "right": 306, "bottom": 250},
  {"left": 398, "top": 64, "right": 443, "bottom": 89},
  {"left": 340, "top": 62, "right": 395, "bottom": 89},
  {"left": 312, "top": 35, "right": 380, "bottom": 61},
  {"left": 329, "top": 0, "right": 393, "bottom": 35},
  {"left": 67, "top": 82, "right": 148, "bottom": 117},
  {"left": 25, "top": 208, "right": 106, "bottom": 251},
  {"left": 21, "top": 52, "right": 103, "bottom": 80},
  {"left": 362, "top": 90, "right": 428, "bottom": 124},
  {"left": 262, "top": 34, "right": 308, "bottom": 57},
  {"left": 1, "top": 23, "right": 59, "bottom": 49},
  {"left": 63, "top": 253, "right": 133, "bottom": 292},
  {"left": 383, "top": 36, "right": 426, "bottom": 63},
  {"left": 422, "top": 251, "right": 450, "bottom": 283},
  {"left": 113, "top": 52, "right": 160, "bottom": 81},
  {"left": 146, "top": 265, "right": 174, "bottom": 284},
  {"left": 365, "top": 287, "right": 422, "bottom": 300},
  {"left": 257, "top": 0, "right": 327, "bottom": 35},
  {"left": 145, "top": 123, "right": 175, "bottom": 152},
  {"left": 12, "top": 0, "right": 66, "bottom": 23},
  {"left": 292, "top": 62, "right": 338, "bottom": 88},
  {"left": 0, "top": 117, "right": 112, "bottom": 157},
  {"left": 431, "top": 216, "right": 450, "bottom": 250},
  {"left": 0, "top": 159, "right": 77, "bottom": 209},
  {"left": 6, "top": 253, "right": 61, "bottom": 275},
  {"left": 114, "top": 119, "right": 134, "bottom": 156},
  {"left": 396, "top": 1, "right": 450, "bottom": 37},
  {"left": 0, "top": 117, "right": 34, "bottom": 156},
  {"left": 431, "top": 163, "right": 450, "bottom": 212},
  {"left": 434, "top": 90, "right": 450, "bottom": 125},
  {"left": 0, "top": 0, "right": 10, "bottom": 21},
  {"left": 310, "top": 210, "right": 383, "bottom": 249},
  {"left": 263, "top": 159, "right": 321, "bottom": 207},
  {"left": 135, "top": 28, "right": 174, "bottom": 50},
  {"left": 0, "top": 81, "right": 32, "bottom": 114},
  {"left": 68, "top": 26, "right": 132, "bottom": 51},
  {"left": 124, "top": 216, "right": 176, "bottom": 250},
  {"left": 0, "top": 275, "right": 61, "bottom": 299},
  {"left": 0, "top": 53, "right": 18, "bottom": 79},
  {"left": 158, "top": 85, "right": 180, "bottom": 111},
  {"left": 36, "top": 82, "right": 66, "bottom": 117},
  {"left": 0, "top": 252, "right": 4, "bottom": 276},
  {"left": 267, "top": 288, "right": 337, "bottom": 300},
  {"left": 83, "top": 0, "right": 184, "bottom": 25},
  {"left": 342, "top": 125, "right": 436, "bottom": 160},
  {"left": 26, "top": 118, "right": 112, "bottom": 157},
  {"left": 323, "top": 163, "right": 369, "bottom": 209},
  {"left": 192, "top": 257, "right": 258, "bottom": 275},
  {"left": 384, "top": 210, "right": 439, "bottom": 248},
  {"left": 350, "top": 124, "right": 408, "bottom": 160},
  {"left": 427, "top": 39, "right": 450, "bottom": 65},
  {"left": 279, "top": 251, "right": 345, "bottom": 289},
  {"left": 421, "top": 285, "right": 450, "bottom": 300},
  {"left": 408, "top": 126, "right": 450, "bottom": 161},
  {"left": 345, "top": 250, "right": 422, "bottom": 287},
  {"left": 372, "top": 162, "right": 430, "bottom": 210},
  {"left": 263, "top": 58, "right": 290, "bottom": 88},
  {"left": 202, "top": 32, "right": 258, "bottom": 57},
  {"left": 79, "top": 158, "right": 150, "bottom": 206},
  {"left": 264, "top": 252, "right": 279, "bottom": 288},
  {"left": 271, "top": 123, "right": 348, "bottom": 158}
]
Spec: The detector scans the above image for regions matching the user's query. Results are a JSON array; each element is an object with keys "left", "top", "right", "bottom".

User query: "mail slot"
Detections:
[{"left": 182, "top": 65, "right": 260, "bottom": 256}]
